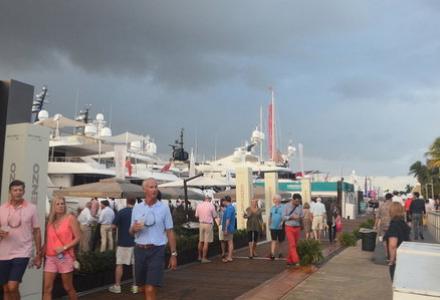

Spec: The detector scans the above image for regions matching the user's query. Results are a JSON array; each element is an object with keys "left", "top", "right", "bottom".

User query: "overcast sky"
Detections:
[{"left": 1, "top": 0, "right": 440, "bottom": 177}]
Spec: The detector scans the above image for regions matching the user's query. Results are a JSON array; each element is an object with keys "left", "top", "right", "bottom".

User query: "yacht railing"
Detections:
[
  {"left": 427, "top": 211, "right": 440, "bottom": 242},
  {"left": 49, "top": 156, "right": 85, "bottom": 163}
]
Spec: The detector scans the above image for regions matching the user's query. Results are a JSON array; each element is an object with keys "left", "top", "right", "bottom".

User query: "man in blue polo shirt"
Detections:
[
  {"left": 130, "top": 178, "right": 177, "bottom": 300},
  {"left": 222, "top": 197, "right": 236, "bottom": 263},
  {"left": 109, "top": 197, "right": 136, "bottom": 294}
]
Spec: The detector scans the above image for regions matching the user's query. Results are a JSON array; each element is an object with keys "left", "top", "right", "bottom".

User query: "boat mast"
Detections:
[
  {"left": 259, "top": 105, "right": 263, "bottom": 162},
  {"left": 271, "top": 88, "right": 276, "bottom": 162},
  {"left": 268, "top": 87, "right": 276, "bottom": 162}
]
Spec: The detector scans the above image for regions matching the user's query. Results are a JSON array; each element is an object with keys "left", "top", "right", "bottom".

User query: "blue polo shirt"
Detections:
[
  {"left": 270, "top": 204, "right": 284, "bottom": 230},
  {"left": 131, "top": 200, "right": 173, "bottom": 246},
  {"left": 113, "top": 207, "right": 135, "bottom": 247},
  {"left": 222, "top": 204, "right": 236, "bottom": 234}
]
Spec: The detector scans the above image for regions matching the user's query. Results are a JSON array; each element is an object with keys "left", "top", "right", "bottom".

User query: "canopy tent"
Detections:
[
  {"left": 158, "top": 176, "right": 232, "bottom": 188},
  {"left": 36, "top": 115, "right": 85, "bottom": 129},
  {"left": 53, "top": 177, "right": 144, "bottom": 199},
  {"left": 160, "top": 187, "right": 205, "bottom": 201},
  {"left": 214, "top": 186, "right": 292, "bottom": 202}
]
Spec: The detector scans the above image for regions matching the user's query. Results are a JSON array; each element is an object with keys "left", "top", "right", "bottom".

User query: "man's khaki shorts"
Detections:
[
  {"left": 223, "top": 232, "right": 234, "bottom": 241},
  {"left": 199, "top": 223, "right": 214, "bottom": 243},
  {"left": 116, "top": 246, "right": 134, "bottom": 265},
  {"left": 312, "top": 215, "right": 324, "bottom": 231}
]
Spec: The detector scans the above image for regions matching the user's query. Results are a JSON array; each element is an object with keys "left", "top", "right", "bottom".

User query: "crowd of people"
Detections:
[
  {"left": 3, "top": 177, "right": 433, "bottom": 299},
  {"left": 194, "top": 193, "right": 343, "bottom": 269}
]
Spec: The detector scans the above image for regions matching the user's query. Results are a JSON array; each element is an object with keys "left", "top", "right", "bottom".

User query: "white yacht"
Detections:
[{"left": 35, "top": 109, "right": 179, "bottom": 195}]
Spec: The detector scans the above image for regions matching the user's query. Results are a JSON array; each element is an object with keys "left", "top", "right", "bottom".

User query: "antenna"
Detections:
[
  {"left": 259, "top": 105, "right": 263, "bottom": 162},
  {"left": 32, "top": 86, "right": 49, "bottom": 122}
]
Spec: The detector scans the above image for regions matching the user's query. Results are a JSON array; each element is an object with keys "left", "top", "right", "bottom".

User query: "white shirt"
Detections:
[
  {"left": 98, "top": 206, "right": 115, "bottom": 225},
  {"left": 77, "top": 207, "right": 96, "bottom": 225},
  {"left": 392, "top": 196, "right": 404, "bottom": 205},
  {"left": 310, "top": 202, "right": 326, "bottom": 216}
]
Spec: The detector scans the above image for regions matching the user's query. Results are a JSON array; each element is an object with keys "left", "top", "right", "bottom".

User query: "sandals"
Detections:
[{"left": 222, "top": 258, "right": 233, "bottom": 263}]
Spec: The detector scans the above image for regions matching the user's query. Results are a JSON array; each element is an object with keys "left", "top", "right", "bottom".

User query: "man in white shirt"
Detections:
[
  {"left": 311, "top": 198, "right": 326, "bottom": 240},
  {"left": 77, "top": 201, "right": 96, "bottom": 252},
  {"left": 99, "top": 200, "right": 115, "bottom": 252},
  {"left": 392, "top": 191, "right": 404, "bottom": 206}
]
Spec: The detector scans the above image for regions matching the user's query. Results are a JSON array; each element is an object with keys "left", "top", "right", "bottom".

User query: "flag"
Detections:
[
  {"left": 161, "top": 162, "right": 172, "bottom": 172},
  {"left": 125, "top": 159, "right": 133, "bottom": 177}
]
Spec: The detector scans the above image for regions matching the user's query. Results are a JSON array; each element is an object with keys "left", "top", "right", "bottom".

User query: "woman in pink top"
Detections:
[{"left": 43, "top": 197, "right": 81, "bottom": 300}]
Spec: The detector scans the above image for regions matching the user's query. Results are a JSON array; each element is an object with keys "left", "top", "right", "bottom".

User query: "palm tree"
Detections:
[
  {"left": 409, "top": 160, "right": 430, "bottom": 185},
  {"left": 426, "top": 137, "right": 440, "bottom": 169}
]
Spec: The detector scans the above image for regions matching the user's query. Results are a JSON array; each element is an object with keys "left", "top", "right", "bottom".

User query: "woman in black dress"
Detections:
[{"left": 385, "top": 202, "right": 411, "bottom": 281}]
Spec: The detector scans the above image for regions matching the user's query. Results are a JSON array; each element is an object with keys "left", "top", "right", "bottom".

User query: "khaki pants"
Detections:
[
  {"left": 80, "top": 224, "right": 92, "bottom": 252},
  {"left": 100, "top": 224, "right": 114, "bottom": 252}
]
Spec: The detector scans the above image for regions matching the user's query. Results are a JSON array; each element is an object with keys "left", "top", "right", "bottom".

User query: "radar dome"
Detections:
[
  {"left": 287, "top": 145, "right": 296, "bottom": 157},
  {"left": 38, "top": 110, "right": 49, "bottom": 121},
  {"left": 53, "top": 113, "right": 62, "bottom": 121},
  {"left": 96, "top": 113, "right": 104, "bottom": 121}
]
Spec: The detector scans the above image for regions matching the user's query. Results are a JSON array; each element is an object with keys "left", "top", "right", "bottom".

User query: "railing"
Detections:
[
  {"left": 427, "top": 211, "right": 440, "bottom": 242},
  {"left": 49, "top": 156, "right": 85, "bottom": 163}
]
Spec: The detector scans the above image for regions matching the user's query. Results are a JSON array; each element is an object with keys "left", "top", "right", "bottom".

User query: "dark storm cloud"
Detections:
[
  {"left": 2, "top": 0, "right": 440, "bottom": 177},
  {"left": 0, "top": 0, "right": 364, "bottom": 88}
]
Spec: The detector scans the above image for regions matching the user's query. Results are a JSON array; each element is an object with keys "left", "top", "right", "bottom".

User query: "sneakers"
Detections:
[
  {"left": 201, "top": 258, "right": 212, "bottom": 263},
  {"left": 108, "top": 285, "right": 121, "bottom": 294}
]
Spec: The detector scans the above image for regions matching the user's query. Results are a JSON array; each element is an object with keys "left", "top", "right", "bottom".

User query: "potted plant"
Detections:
[{"left": 297, "top": 239, "right": 323, "bottom": 271}]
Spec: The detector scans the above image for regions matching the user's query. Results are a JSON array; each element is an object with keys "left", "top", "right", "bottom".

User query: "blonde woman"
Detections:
[
  {"left": 302, "top": 203, "right": 313, "bottom": 239},
  {"left": 43, "top": 197, "right": 81, "bottom": 300},
  {"left": 384, "top": 202, "right": 410, "bottom": 281},
  {"left": 244, "top": 198, "right": 263, "bottom": 259}
]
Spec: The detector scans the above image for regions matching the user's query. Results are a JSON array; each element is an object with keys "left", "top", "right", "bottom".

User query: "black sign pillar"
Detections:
[{"left": 0, "top": 79, "right": 34, "bottom": 197}]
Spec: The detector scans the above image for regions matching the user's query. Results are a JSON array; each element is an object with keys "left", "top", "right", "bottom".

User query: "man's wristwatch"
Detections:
[{"left": 171, "top": 251, "right": 178, "bottom": 257}]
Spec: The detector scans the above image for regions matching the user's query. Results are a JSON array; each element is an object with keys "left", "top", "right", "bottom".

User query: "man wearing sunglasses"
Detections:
[
  {"left": 130, "top": 178, "right": 177, "bottom": 300},
  {"left": 0, "top": 180, "right": 42, "bottom": 300}
]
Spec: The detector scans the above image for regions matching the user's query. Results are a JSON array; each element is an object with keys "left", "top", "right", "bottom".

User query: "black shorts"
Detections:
[
  {"left": 270, "top": 229, "right": 285, "bottom": 242},
  {"left": 134, "top": 245, "right": 165, "bottom": 287},
  {"left": 0, "top": 257, "right": 30, "bottom": 285},
  {"left": 247, "top": 231, "right": 259, "bottom": 243}
]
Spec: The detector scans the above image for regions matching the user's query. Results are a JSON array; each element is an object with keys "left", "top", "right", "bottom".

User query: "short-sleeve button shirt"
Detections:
[
  {"left": 0, "top": 200, "right": 40, "bottom": 260},
  {"left": 131, "top": 200, "right": 173, "bottom": 246}
]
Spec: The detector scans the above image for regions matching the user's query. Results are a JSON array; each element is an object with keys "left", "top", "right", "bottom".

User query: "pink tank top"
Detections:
[{"left": 46, "top": 215, "right": 75, "bottom": 258}]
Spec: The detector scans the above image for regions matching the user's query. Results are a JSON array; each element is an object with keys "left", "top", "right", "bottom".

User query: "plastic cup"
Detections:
[{"left": 0, "top": 225, "right": 10, "bottom": 238}]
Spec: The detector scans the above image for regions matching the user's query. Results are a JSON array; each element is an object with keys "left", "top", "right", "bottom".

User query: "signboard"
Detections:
[{"left": 1, "top": 123, "right": 50, "bottom": 300}]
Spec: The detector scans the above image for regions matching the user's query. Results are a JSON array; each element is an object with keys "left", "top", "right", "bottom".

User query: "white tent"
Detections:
[{"left": 36, "top": 115, "right": 85, "bottom": 129}]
